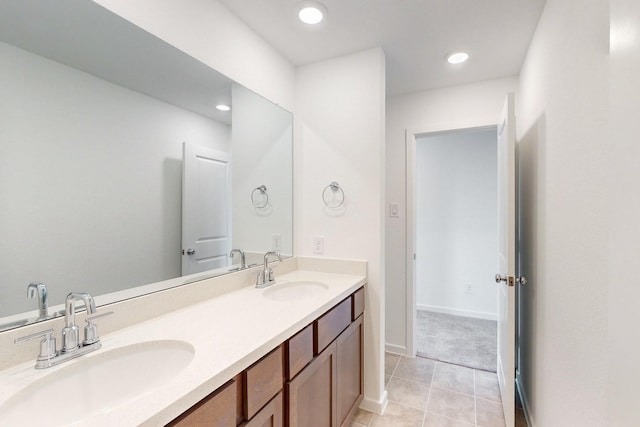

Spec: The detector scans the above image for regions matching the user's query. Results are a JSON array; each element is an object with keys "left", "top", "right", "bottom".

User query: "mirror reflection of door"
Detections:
[{"left": 182, "top": 143, "right": 231, "bottom": 275}]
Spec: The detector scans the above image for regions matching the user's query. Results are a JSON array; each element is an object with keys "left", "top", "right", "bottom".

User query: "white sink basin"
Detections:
[
  {"left": 0, "top": 340, "right": 194, "bottom": 426},
  {"left": 263, "top": 281, "right": 329, "bottom": 301}
]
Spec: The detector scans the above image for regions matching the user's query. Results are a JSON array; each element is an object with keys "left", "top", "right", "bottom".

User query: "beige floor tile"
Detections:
[
  {"left": 431, "top": 362, "right": 475, "bottom": 395},
  {"left": 386, "top": 377, "right": 431, "bottom": 410},
  {"left": 476, "top": 397, "right": 506, "bottom": 427},
  {"left": 385, "top": 352, "right": 401, "bottom": 376},
  {"left": 427, "top": 388, "right": 475, "bottom": 424},
  {"left": 351, "top": 423, "right": 369, "bottom": 427},
  {"left": 423, "top": 412, "right": 474, "bottom": 427},
  {"left": 393, "top": 356, "right": 436, "bottom": 384},
  {"left": 475, "top": 370, "right": 501, "bottom": 402},
  {"left": 370, "top": 402, "right": 425, "bottom": 427},
  {"left": 352, "top": 407, "right": 375, "bottom": 426},
  {"left": 385, "top": 374, "right": 392, "bottom": 386}
]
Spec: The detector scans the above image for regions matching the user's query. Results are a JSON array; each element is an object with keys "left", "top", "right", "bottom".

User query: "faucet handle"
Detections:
[
  {"left": 15, "top": 328, "right": 57, "bottom": 362},
  {"left": 256, "top": 271, "right": 266, "bottom": 287},
  {"left": 83, "top": 311, "right": 114, "bottom": 345}
]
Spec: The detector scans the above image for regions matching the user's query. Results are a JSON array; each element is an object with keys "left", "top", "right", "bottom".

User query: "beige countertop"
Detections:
[{"left": 0, "top": 265, "right": 366, "bottom": 426}]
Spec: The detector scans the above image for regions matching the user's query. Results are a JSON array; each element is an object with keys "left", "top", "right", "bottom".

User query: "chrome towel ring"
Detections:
[
  {"left": 251, "top": 185, "right": 269, "bottom": 208},
  {"left": 322, "top": 181, "right": 345, "bottom": 208}
]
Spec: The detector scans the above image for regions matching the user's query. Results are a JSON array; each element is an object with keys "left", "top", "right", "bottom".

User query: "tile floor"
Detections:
[{"left": 350, "top": 353, "right": 527, "bottom": 427}]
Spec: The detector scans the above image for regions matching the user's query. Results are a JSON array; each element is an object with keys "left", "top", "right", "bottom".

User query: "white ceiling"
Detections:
[{"left": 218, "top": 0, "right": 547, "bottom": 96}]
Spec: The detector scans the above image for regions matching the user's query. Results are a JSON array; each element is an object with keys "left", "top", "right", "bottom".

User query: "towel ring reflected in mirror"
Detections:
[
  {"left": 322, "top": 181, "right": 345, "bottom": 208},
  {"left": 251, "top": 185, "right": 269, "bottom": 208}
]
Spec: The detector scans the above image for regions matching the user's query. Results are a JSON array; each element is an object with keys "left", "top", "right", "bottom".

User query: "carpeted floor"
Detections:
[{"left": 416, "top": 310, "right": 497, "bottom": 372}]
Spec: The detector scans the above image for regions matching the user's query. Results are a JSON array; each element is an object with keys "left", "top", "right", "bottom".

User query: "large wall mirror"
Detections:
[{"left": 0, "top": 0, "right": 293, "bottom": 331}]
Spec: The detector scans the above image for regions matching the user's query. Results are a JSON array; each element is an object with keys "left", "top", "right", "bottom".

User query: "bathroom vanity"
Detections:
[
  {"left": 0, "top": 257, "right": 366, "bottom": 426},
  {"left": 170, "top": 286, "right": 364, "bottom": 426}
]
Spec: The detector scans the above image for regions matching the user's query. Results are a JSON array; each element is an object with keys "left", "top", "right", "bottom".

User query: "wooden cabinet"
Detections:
[
  {"left": 244, "top": 347, "right": 284, "bottom": 420},
  {"left": 169, "top": 348, "right": 283, "bottom": 426},
  {"left": 352, "top": 287, "right": 364, "bottom": 321},
  {"left": 286, "top": 287, "right": 365, "bottom": 427},
  {"left": 315, "top": 298, "right": 351, "bottom": 355},
  {"left": 168, "top": 379, "right": 237, "bottom": 427},
  {"left": 240, "top": 392, "right": 283, "bottom": 427},
  {"left": 285, "top": 324, "right": 314, "bottom": 380},
  {"left": 168, "top": 286, "right": 364, "bottom": 427},
  {"left": 286, "top": 342, "right": 337, "bottom": 427},
  {"left": 336, "top": 315, "right": 364, "bottom": 427}
]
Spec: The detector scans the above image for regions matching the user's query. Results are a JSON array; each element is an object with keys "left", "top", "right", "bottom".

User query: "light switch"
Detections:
[{"left": 390, "top": 203, "right": 399, "bottom": 218}]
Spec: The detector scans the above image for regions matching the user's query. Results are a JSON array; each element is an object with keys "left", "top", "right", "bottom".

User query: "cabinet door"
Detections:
[
  {"left": 241, "top": 392, "right": 283, "bottom": 427},
  {"left": 286, "top": 341, "right": 337, "bottom": 427},
  {"left": 336, "top": 315, "right": 364, "bottom": 427}
]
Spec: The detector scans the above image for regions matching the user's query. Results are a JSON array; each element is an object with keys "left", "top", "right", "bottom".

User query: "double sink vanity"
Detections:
[
  {"left": 0, "top": 257, "right": 366, "bottom": 426},
  {"left": 0, "top": 2, "right": 367, "bottom": 425}
]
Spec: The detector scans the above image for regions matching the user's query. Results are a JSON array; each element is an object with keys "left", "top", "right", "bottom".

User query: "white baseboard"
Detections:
[
  {"left": 384, "top": 343, "right": 407, "bottom": 356},
  {"left": 516, "top": 371, "right": 534, "bottom": 427},
  {"left": 417, "top": 304, "right": 497, "bottom": 321},
  {"left": 360, "top": 390, "right": 388, "bottom": 415}
]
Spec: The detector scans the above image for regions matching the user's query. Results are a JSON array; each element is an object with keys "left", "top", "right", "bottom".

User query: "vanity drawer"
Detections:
[
  {"left": 168, "top": 378, "right": 236, "bottom": 426},
  {"left": 352, "top": 287, "right": 364, "bottom": 320},
  {"left": 315, "top": 297, "right": 351, "bottom": 355},
  {"left": 244, "top": 346, "right": 284, "bottom": 420},
  {"left": 285, "top": 324, "right": 314, "bottom": 380}
]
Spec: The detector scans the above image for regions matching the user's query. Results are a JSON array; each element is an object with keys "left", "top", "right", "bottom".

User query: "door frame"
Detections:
[{"left": 405, "top": 118, "right": 498, "bottom": 357}]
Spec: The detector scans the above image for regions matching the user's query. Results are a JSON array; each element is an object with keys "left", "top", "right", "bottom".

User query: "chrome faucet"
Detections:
[
  {"left": 15, "top": 291, "right": 113, "bottom": 369},
  {"left": 62, "top": 292, "right": 96, "bottom": 353},
  {"left": 229, "top": 248, "right": 246, "bottom": 270},
  {"left": 27, "top": 282, "right": 48, "bottom": 320},
  {"left": 256, "top": 251, "right": 282, "bottom": 288}
]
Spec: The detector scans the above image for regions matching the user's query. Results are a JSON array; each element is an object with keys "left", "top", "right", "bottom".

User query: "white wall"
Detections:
[
  {"left": 416, "top": 128, "right": 497, "bottom": 319},
  {"left": 81, "top": 5, "right": 392, "bottom": 413},
  {"left": 0, "top": 41, "right": 230, "bottom": 315},
  {"left": 386, "top": 77, "right": 518, "bottom": 352},
  {"left": 608, "top": 1, "right": 640, "bottom": 425},
  {"left": 93, "top": 0, "right": 296, "bottom": 111},
  {"left": 516, "top": 0, "right": 610, "bottom": 425},
  {"left": 295, "top": 48, "right": 387, "bottom": 413},
  {"left": 231, "top": 84, "right": 293, "bottom": 257}
]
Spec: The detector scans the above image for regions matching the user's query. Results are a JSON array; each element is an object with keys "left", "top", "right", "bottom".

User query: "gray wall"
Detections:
[
  {"left": 0, "top": 41, "right": 229, "bottom": 316},
  {"left": 416, "top": 128, "right": 497, "bottom": 319}
]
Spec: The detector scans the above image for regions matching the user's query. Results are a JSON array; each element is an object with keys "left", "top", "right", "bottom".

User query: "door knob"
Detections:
[
  {"left": 516, "top": 276, "right": 527, "bottom": 286},
  {"left": 186, "top": 248, "right": 196, "bottom": 255},
  {"left": 495, "top": 274, "right": 515, "bottom": 287}
]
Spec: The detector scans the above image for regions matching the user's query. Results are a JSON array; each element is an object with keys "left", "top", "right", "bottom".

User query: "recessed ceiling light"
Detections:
[
  {"left": 216, "top": 104, "right": 231, "bottom": 112},
  {"left": 297, "top": 1, "right": 327, "bottom": 25},
  {"left": 447, "top": 51, "right": 469, "bottom": 64}
]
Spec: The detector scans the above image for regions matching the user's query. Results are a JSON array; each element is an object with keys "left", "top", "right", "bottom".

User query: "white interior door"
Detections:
[
  {"left": 496, "top": 93, "right": 516, "bottom": 427},
  {"left": 182, "top": 142, "right": 231, "bottom": 276}
]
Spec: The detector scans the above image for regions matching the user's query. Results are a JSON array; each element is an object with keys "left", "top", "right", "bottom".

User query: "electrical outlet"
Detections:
[
  {"left": 464, "top": 283, "right": 473, "bottom": 294},
  {"left": 272, "top": 234, "right": 281, "bottom": 252},
  {"left": 313, "top": 236, "right": 325, "bottom": 255}
]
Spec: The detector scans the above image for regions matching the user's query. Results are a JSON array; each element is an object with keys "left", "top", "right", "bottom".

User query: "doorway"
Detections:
[{"left": 411, "top": 126, "right": 498, "bottom": 372}]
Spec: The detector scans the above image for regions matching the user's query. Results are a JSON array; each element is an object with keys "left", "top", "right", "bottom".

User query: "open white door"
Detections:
[
  {"left": 496, "top": 93, "right": 516, "bottom": 427},
  {"left": 182, "top": 143, "right": 231, "bottom": 276}
]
